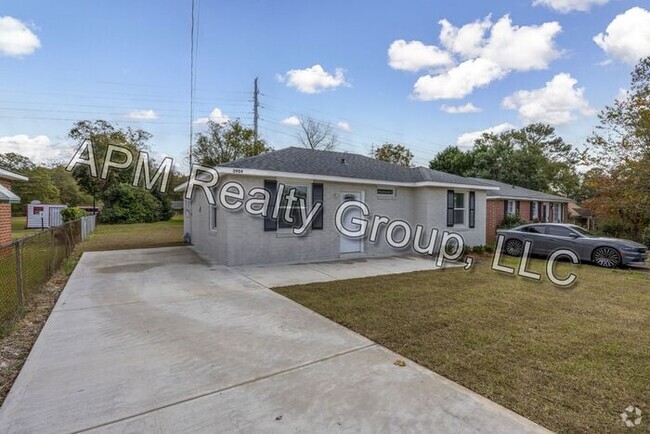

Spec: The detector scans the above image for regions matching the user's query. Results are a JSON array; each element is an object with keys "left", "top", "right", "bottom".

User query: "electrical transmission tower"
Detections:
[{"left": 253, "top": 77, "right": 260, "bottom": 142}]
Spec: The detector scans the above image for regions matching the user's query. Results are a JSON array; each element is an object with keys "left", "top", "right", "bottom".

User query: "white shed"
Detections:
[{"left": 26, "top": 201, "right": 68, "bottom": 229}]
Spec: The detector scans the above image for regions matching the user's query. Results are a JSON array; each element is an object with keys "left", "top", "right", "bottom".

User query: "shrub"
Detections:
[
  {"left": 596, "top": 220, "right": 634, "bottom": 239},
  {"left": 99, "top": 183, "right": 170, "bottom": 224},
  {"left": 499, "top": 214, "right": 526, "bottom": 229},
  {"left": 643, "top": 226, "right": 650, "bottom": 248},
  {"left": 60, "top": 206, "right": 87, "bottom": 222},
  {"left": 471, "top": 245, "right": 486, "bottom": 255}
]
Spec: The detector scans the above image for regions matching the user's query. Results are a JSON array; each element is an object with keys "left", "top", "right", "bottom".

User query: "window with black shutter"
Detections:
[
  {"left": 312, "top": 183, "right": 323, "bottom": 230},
  {"left": 264, "top": 180, "right": 277, "bottom": 232},
  {"left": 447, "top": 190, "right": 455, "bottom": 227},
  {"left": 469, "top": 191, "right": 476, "bottom": 228}
]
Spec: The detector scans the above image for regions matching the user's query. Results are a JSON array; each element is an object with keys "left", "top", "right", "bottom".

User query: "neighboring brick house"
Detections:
[
  {"left": 468, "top": 178, "right": 572, "bottom": 243},
  {"left": 0, "top": 167, "right": 29, "bottom": 245}
]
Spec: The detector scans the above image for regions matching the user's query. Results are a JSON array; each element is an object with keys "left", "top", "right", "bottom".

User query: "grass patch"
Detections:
[
  {"left": 274, "top": 258, "right": 650, "bottom": 433},
  {"left": 11, "top": 216, "right": 39, "bottom": 240},
  {"left": 80, "top": 215, "right": 184, "bottom": 252}
]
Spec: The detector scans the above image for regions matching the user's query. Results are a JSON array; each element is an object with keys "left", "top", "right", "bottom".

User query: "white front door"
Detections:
[{"left": 339, "top": 192, "right": 363, "bottom": 254}]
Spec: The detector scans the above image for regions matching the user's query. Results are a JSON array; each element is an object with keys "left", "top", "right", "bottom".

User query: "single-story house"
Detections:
[
  {"left": 466, "top": 178, "right": 572, "bottom": 243},
  {"left": 181, "top": 147, "right": 498, "bottom": 266},
  {"left": 568, "top": 202, "right": 594, "bottom": 230},
  {"left": 0, "top": 167, "right": 29, "bottom": 245}
]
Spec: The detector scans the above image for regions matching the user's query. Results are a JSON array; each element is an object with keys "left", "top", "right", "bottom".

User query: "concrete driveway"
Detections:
[{"left": 0, "top": 247, "right": 550, "bottom": 433}]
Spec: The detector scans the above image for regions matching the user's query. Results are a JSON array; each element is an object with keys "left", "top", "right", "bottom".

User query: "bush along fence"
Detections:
[{"left": 0, "top": 215, "right": 96, "bottom": 333}]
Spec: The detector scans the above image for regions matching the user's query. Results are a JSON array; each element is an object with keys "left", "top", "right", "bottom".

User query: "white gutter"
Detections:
[
  {"left": 174, "top": 167, "right": 500, "bottom": 192},
  {"left": 0, "top": 167, "right": 28, "bottom": 182},
  {"left": 488, "top": 196, "right": 572, "bottom": 202}
]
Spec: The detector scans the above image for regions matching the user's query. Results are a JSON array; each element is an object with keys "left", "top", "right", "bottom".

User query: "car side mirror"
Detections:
[{"left": 569, "top": 233, "right": 580, "bottom": 238}]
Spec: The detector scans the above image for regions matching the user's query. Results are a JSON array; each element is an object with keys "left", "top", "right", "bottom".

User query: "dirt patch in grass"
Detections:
[
  {"left": 0, "top": 252, "right": 79, "bottom": 405},
  {"left": 274, "top": 258, "right": 650, "bottom": 433}
]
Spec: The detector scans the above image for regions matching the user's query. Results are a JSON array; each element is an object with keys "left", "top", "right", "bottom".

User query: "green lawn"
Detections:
[
  {"left": 11, "top": 217, "right": 39, "bottom": 240},
  {"left": 274, "top": 258, "right": 650, "bottom": 433},
  {"left": 79, "top": 215, "right": 184, "bottom": 252}
]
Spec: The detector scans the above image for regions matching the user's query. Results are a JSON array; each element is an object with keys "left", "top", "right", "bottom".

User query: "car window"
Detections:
[
  {"left": 521, "top": 226, "right": 544, "bottom": 234},
  {"left": 547, "top": 226, "right": 576, "bottom": 237}
]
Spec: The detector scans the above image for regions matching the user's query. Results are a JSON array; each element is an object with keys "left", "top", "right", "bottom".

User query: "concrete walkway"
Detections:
[{"left": 0, "top": 247, "right": 550, "bottom": 433}]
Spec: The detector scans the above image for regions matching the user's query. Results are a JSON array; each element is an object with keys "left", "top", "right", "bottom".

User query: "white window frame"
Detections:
[
  {"left": 377, "top": 187, "right": 396, "bottom": 199},
  {"left": 552, "top": 203, "right": 561, "bottom": 223},
  {"left": 277, "top": 184, "right": 310, "bottom": 231},
  {"left": 453, "top": 192, "right": 466, "bottom": 226},
  {"left": 507, "top": 200, "right": 516, "bottom": 216}
]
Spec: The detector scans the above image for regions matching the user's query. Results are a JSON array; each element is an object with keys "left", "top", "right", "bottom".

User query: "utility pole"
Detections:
[{"left": 253, "top": 77, "right": 260, "bottom": 142}]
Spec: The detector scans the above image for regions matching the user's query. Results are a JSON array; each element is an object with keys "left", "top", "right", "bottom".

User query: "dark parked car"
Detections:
[{"left": 497, "top": 223, "right": 648, "bottom": 268}]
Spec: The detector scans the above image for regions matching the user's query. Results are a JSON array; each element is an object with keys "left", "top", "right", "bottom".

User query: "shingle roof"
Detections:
[
  {"left": 466, "top": 178, "right": 571, "bottom": 202},
  {"left": 220, "top": 147, "right": 494, "bottom": 188}
]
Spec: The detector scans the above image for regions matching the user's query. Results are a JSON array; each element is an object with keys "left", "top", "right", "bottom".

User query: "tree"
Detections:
[
  {"left": 0, "top": 152, "right": 35, "bottom": 173},
  {"left": 68, "top": 120, "right": 151, "bottom": 201},
  {"left": 429, "top": 123, "right": 580, "bottom": 197},
  {"left": 192, "top": 120, "right": 270, "bottom": 166},
  {"left": 297, "top": 117, "right": 337, "bottom": 151},
  {"left": 581, "top": 56, "right": 650, "bottom": 239},
  {"left": 587, "top": 56, "right": 650, "bottom": 167},
  {"left": 50, "top": 165, "right": 93, "bottom": 206},
  {"left": 11, "top": 166, "right": 60, "bottom": 208},
  {"left": 372, "top": 143, "right": 413, "bottom": 167},
  {"left": 99, "top": 183, "right": 171, "bottom": 224},
  {"left": 429, "top": 146, "right": 474, "bottom": 175}
]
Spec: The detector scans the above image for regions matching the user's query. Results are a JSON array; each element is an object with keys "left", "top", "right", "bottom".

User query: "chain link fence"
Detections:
[{"left": 0, "top": 215, "right": 96, "bottom": 332}]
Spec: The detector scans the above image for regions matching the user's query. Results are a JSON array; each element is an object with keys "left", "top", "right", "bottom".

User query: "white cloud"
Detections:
[
  {"left": 126, "top": 109, "right": 158, "bottom": 120},
  {"left": 593, "top": 7, "right": 650, "bottom": 65},
  {"left": 502, "top": 73, "right": 596, "bottom": 125},
  {"left": 480, "top": 16, "right": 562, "bottom": 72},
  {"left": 387, "top": 39, "right": 453, "bottom": 72},
  {"left": 336, "top": 121, "right": 351, "bottom": 132},
  {"left": 404, "top": 15, "right": 562, "bottom": 100},
  {"left": 533, "top": 0, "right": 610, "bottom": 13},
  {"left": 278, "top": 64, "right": 348, "bottom": 94},
  {"left": 193, "top": 108, "right": 229, "bottom": 125},
  {"left": 0, "top": 16, "right": 40, "bottom": 57},
  {"left": 412, "top": 58, "right": 505, "bottom": 100},
  {"left": 456, "top": 123, "right": 516, "bottom": 149},
  {"left": 439, "top": 16, "right": 492, "bottom": 58},
  {"left": 0, "top": 135, "right": 73, "bottom": 164},
  {"left": 441, "top": 103, "right": 482, "bottom": 114},
  {"left": 281, "top": 116, "right": 301, "bottom": 126}
]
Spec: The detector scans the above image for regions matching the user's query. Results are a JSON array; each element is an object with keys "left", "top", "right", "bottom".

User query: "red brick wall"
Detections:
[
  {"left": 486, "top": 199, "right": 535, "bottom": 243},
  {"left": 0, "top": 178, "right": 12, "bottom": 245},
  {"left": 486, "top": 200, "right": 505, "bottom": 244}
]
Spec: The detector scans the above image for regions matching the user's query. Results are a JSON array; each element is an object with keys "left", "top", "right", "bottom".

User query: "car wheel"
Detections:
[
  {"left": 592, "top": 247, "right": 621, "bottom": 268},
  {"left": 504, "top": 239, "right": 524, "bottom": 256}
]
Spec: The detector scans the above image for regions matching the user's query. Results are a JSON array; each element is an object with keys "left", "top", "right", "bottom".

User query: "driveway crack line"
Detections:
[{"left": 72, "top": 342, "right": 377, "bottom": 433}]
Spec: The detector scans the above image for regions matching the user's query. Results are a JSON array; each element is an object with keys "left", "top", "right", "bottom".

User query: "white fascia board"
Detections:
[
  {"left": 191, "top": 167, "right": 501, "bottom": 191},
  {"left": 0, "top": 167, "right": 28, "bottom": 182}
]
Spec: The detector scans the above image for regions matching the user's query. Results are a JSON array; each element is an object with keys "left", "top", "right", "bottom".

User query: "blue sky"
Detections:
[{"left": 0, "top": 0, "right": 649, "bottom": 169}]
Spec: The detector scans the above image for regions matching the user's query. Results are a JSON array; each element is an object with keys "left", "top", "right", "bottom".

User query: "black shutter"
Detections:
[
  {"left": 447, "top": 190, "right": 455, "bottom": 227},
  {"left": 469, "top": 191, "right": 476, "bottom": 228},
  {"left": 538, "top": 201, "right": 543, "bottom": 221},
  {"left": 516, "top": 200, "right": 520, "bottom": 216},
  {"left": 503, "top": 200, "right": 508, "bottom": 216},
  {"left": 529, "top": 201, "right": 534, "bottom": 221},
  {"left": 312, "top": 183, "right": 323, "bottom": 230},
  {"left": 264, "top": 180, "right": 277, "bottom": 231}
]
